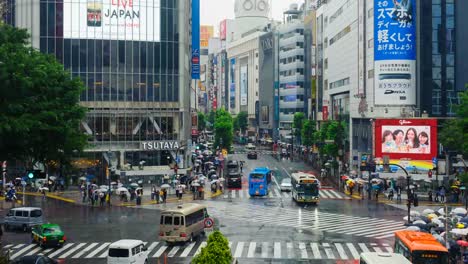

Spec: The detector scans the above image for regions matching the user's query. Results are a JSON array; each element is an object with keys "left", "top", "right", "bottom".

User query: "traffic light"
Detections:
[
  {"left": 27, "top": 171, "right": 34, "bottom": 179},
  {"left": 428, "top": 170, "right": 433, "bottom": 178},
  {"left": 26, "top": 170, "right": 43, "bottom": 180}
]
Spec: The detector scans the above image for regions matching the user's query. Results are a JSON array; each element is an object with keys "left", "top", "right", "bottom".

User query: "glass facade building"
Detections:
[{"left": 4, "top": 0, "right": 192, "bottom": 172}]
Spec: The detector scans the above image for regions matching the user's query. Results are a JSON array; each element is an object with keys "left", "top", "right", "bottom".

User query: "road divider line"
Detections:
[
  {"left": 153, "top": 245, "right": 168, "bottom": 258},
  {"left": 48, "top": 243, "right": 74, "bottom": 258},
  {"left": 73, "top": 242, "right": 98, "bottom": 258},
  {"left": 310, "top": 243, "right": 321, "bottom": 258},
  {"left": 234, "top": 242, "right": 244, "bottom": 258},
  {"left": 10, "top": 244, "right": 36, "bottom": 260},
  {"left": 335, "top": 243, "right": 348, "bottom": 259},
  {"left": 85, "top": 242, "right": 110, "bottom": 258},
  {"left": 346, "top": 243, "right": 360, "bottom": 259},
  {"left": 247, "top": 242, "right": 256, "bottom": 258},
  {"left": 59, "top": 242, "right": 86, "bottom": 258},
  {"left": 273, "top": 242, "right": 281, "bottom": 259},
  {"left": 180, "top": 242, "right": 195, "bottom": 257}
]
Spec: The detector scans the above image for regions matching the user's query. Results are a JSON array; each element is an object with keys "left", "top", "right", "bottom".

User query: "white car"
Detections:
[
  {"left": 246, "top": 143, "right": 256, "bottom": 150},
  {"left": 280, "top": 178, "right": 292, "bottom": 192},
  {"left": 107, "top": 239, "right": 148, "bottom": 264}
]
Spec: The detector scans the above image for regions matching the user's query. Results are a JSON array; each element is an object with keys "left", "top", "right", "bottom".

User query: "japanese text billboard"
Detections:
[
  {"left": 240, "top": 65, "right": 248, "bottom": 106},
  {"left": 374, "top": 0, "right": 416, "bottom": 105},
  {"left": 191, "top": 0, "right": 200, "bottom": 79},
  {"left": 63, "top": 0, "right": 160, "bottom": 42},
  {"left": 374, "top": 119, "right": 438, "bottom": 161},
  {"left": 200, "top": 25, "right": 214, "bottom": 48}
]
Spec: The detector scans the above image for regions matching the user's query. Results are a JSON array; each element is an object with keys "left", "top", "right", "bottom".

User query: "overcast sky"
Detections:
[{"left": 200, "top": 0, "right": 304, "bottom": 36}]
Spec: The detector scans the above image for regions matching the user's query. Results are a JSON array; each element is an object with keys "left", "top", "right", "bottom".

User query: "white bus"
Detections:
[
  {"left": 290, "top": 172, "right": 320, "bottom": 204},
  {"left": 359, "top": 252, "right": 411, "bottom": 264},
  {"left": 159, "top": 203, "right": 209, "bottom": 244}
]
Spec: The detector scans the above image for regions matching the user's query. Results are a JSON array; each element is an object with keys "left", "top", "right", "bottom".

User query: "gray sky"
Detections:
[{"left": 200, "top": 0, "right": 304, "bottom": 36}]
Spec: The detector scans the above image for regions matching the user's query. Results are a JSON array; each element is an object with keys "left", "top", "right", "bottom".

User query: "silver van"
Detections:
[{"left": 4, "top": 207, "right": 44, "bottom": 231}]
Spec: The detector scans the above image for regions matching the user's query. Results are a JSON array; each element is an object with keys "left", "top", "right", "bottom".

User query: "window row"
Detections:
[
  {"left": 330, "top": 77, "right": 350, "bottom": 89},
  {"left": 280, "top": 55, "right": 304, "bottom": 64},
  {"left": 280, "top": 69, "right": 304, "bottom": 77}
]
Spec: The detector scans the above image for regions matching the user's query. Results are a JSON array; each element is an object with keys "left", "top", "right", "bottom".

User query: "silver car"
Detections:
[
  {"left": 280, "top": 178, "right": 292, "bottom": 192},
  {"left": 4, "top": 207, "right": 44, "bottom": 231}
]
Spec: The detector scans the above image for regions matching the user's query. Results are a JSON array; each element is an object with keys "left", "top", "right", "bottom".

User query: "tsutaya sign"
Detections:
[{"left": 141, "top": 141, "right": 180, "bottom": 151}]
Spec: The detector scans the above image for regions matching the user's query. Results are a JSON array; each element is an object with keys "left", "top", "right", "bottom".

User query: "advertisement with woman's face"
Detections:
[{"left": 381, "top": 125, "right": 430, "bottom": 154}]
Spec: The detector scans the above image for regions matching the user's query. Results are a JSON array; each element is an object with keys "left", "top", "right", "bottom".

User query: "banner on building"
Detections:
[
  {"left": 200, "top": 25, "right": 214, "bottom": 48},
  {"left": 229, "top": 58, "right": 236, "bottom": 109},
  {"left": 374, "top": 0, "right": 416, "bottom": 105},
  {"left": 220, "top": 20, "right": 227, "bottom": 40},
  {"left": 191, "top": 0, "right": 200, "bottom": 79},
  {"left": 64, "top": 0, "right": 161, "bottom": 42},
  {"left": 240, "top": 65, "right": 248, "bottom": 106}
]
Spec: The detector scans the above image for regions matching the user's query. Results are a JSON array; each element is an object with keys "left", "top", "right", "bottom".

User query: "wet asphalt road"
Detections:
[{"left": 0, "top": 149, "right": 408, "bottom": 263}]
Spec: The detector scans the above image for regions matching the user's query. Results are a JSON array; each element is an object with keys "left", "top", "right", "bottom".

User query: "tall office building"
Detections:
[{"left": 4, "top": 0, "right": 192, "bottom": 181}]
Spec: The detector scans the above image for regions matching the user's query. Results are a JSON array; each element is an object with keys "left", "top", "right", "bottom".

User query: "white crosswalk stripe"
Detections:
[
  {"left": 4, "top": 241, "right": 395, "bottom": 260},
  {"left": 217, "top": 187, "right": 349, "bottom": 200},
  {"left": 206, "top": 201, "right": 404, "bottom": 239}
]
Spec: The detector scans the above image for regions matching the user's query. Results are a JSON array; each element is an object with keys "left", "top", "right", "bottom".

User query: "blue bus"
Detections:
[{"left": 248, "top": 167, "right": 272, "bottom": 196}]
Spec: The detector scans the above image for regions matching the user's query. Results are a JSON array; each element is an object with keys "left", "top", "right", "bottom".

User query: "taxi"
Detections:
[{"left": 31, "top": 223, "right": 66, "bottom": 248}]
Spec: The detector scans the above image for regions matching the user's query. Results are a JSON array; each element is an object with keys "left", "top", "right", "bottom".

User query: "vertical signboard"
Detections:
[
  {"left": 220, "top": 19, "right": 227, "bottom": 40},
  {"left": 191, "top": 0, "right": 200, "bottom": 79},
  {"left": 240, "top": 65, "right": 248, "bottom": 106},
  {"left": 200, "top": 25, "right": 214, "bottom": 48},
  {"left": 229, "top": 58, "right": 236, "bottom": 109},
  {"left": 374, "top": 0, "right": 416, "bottom": 105}
]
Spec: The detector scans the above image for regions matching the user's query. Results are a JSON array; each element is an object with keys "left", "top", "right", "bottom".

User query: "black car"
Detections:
[
  {"left": 247, "top": 151, "right": 257, "bottom": 159},
  {"left": 11, "top": 256, "right": 62, "bottom": 264}
]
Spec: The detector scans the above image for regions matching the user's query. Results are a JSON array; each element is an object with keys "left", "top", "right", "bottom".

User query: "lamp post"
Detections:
[
  {"left": 291, "top": 127, "right": 294, "bottom": 161},
  {"left": 387, "top": 163, "right": 411, "bottom": 224}
]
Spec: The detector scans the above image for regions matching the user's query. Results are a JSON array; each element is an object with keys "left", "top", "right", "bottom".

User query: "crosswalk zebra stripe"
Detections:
[
  {"left": 231, "top": 191, "right": 236, "bottom": 199},
  {"left": 153, "top": 245, "right": 168, "bottom": 258},
  {"left": 358, "top": 243, "right": 370, "bottom": 253},
  {"left": 274, "top": 189, "right": 281, "bottom": 198},
  {"left": 194, "top": 241, "right": 207, "bottom": 256},
  {"left": 85, "top": 242, "right": 110, "bottom": 258},
  {"left": 330, "top": 190, "right": 343, "bottom": 198},
  {"left": 346, "top": 243, "right": 360, "bottom": 259},
  {"left": 363, "top": 227, "right": 406, "bottom": 237},
  {"left": 311, "top": 243, "right": 321, "bottom": 258},
  {"left": 73, "top": 242, "right": 99, "bottom": 258},
  {"left": 98, "top": 247, "right": 109, "bottom": 258},
  {"left": 339, "top": 222, "right": 401, "bottom": 234},
  {"left": 323, "top": 243, "right": 335, "bottom": 259},
  {"left": 24, "top": 245, "right": 42, "bottom": 256},
  {"left": 38, "top": 248, "right": 53, "bottom": 255},
  {"left": 3, "top": 245, "right": 13, "bottom": 249},
  {"left": 261, "top": 242, "right": 268, "bottom": 258},
  {"left": 375, "top": 233, "right": 396, "bottom": 239},
  {"left": 321, "top": 219, "right": 397, "bottom": 232},
  {"left": 13, "top": 244, "right": 25, "bottom": 249},
  {"left": 247, "top": 242, "right": 256, "bottom": 258},
  {"left": 59, "top": 243, "right": 86, "bottom": 258},
  {"left": 180, "top": 242, "right": 195, "bottom": 257},
  {"left": 299, "top": 242, "right": 308, "bottom": 259},
  {"left": 146, "top": 242, "right": 159, "bottom": 255},
  {"left": 286, "top": 242, "right": 294, "bottom": 259},
  {"left": 319, "top": 192, "right": 329, "bottom": 198},
  {"left": 274, "top": 242, "right": 281, "bottom": 259},
  {"left": 10, "top": 244, "right": 36, "bottom": 260},
  {"left": 347, "top": 223, "right": 404, "bottom": 236},
  {"left": 335, "top": 243, "right": 348, "bottom": 260},
  {"left": 167, "top": 246, "right": 180, "bottom": 257},
  {"left": 238, "top": 190, "right": 244, "bottom": 199},
  {"left": 234, "top": 242, "right": 244, "bottom": 258},
  {"left": 385, "top": 246, "right": 393, "bottom": 253},
  {"left": 48, "top": 243, "right": 74, "bottom": 258}
]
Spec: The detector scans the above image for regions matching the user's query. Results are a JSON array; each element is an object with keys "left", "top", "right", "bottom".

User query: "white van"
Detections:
[
  {"left": 359, "top": 252, "right": 411, "bottom": 264},
  {"left": 107, "top": 239, "right": 148, "bottom": 264},
  {"left": 4, "top": 207, "right": 44, "bottom": 231}
]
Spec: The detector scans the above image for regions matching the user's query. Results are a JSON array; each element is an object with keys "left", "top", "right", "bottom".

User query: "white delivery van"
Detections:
[{"left": 107, "top": 239, "right": 148, "bottom": 264}]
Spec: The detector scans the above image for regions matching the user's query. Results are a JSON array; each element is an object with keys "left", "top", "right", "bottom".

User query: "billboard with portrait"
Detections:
[
  {"left": 374, "top": 0, "right": 416, "bottom": 105},
  {"left": 374, "top": 119, "right": 437, "bottom": 160},
  {"left": 63, "top": 0, "right": 160, "bottom": 42},
  {"left": 240, "top": 65, "right": 248, "bottom": 106},
  {"left": 219, "top": 19, "right": 227, "bottom": 40}
]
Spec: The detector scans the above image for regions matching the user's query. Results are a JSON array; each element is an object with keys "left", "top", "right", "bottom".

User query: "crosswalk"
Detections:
[
  {"left": 233, "top": 150, "right": 277, "bottom": 155},
  {"left": 221, "top": 188, "right": 349, "bottom": 200},
  {"left": 207, "top": 202, "right": 405, "bottom": 239},
  {"left": 2, "top": 241, "right": 394, "bottom": 260}
]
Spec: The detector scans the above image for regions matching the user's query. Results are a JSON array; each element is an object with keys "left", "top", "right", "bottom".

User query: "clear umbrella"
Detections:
[
  {"left": 413, "top": 220, "right": 427, "bottom": 225},
  {"left": 406, "top": 226, "right": 421, "bottom": 231},
  {"left": 161, "top": 184, "right": 171, "bottom": 189},
  {"left": 410, "top": 211, "right": 421, "bottom": 217},
  {"left": 192, "top": 182, "right": 201, "bottom": 187},
  {"left": 117, "top": 187, "right": 128, "bottom": 193},
  {"left": 423, "top": 209, "right": 435, "bottom": 216},
  {"left": 451, "top": 208, "right": 467, "bottom": 216},
  {"left": 210, "top": 180, "right": 219, "bottom": 185}
]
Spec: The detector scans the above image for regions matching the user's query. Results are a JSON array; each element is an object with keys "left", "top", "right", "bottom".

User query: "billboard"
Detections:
[
  {"left": 374, "top": 0, "right": 416, "bottom": 105},
  {"left": 191, "top": 0, "right": 200, "bottom": 79},
  {"left": 200, "top": 25, "right": 214, "bottom": 48},
  {"left": 229, "top": 58, "right": 236, "bottom": 109},
  {"left": 63, "top": 0, "right": 160, "bottom": 42},
  {"left": 374, "top": 119, "right": 438, "bottom": 161},
  {"left": 240, "top": 65, "right": 248, "bottom": 106},
  {"left": 220, "top": 19, "right": 227, "bottom": 40}
]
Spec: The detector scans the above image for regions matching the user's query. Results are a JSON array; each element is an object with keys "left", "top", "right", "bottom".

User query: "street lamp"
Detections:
[{"left": 386, "top": 162, "right": 412, "bottom": 224}]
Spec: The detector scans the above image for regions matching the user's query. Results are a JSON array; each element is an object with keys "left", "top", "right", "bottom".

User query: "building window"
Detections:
[
  {"left": 330, "top": 77, "right": 350, "bottom": 89},
  {"left": 324, "top": 58, "right": 328, "bottom": 70},
  {"left": 368, "top": 69, "right": 374, "bottom": 79},
  {"left": 324, "top": 79, "right": 328, "bottom": 91},
  {"left": 368, "top": 8, "right": 373, "bottom": 18},
  {"left": 368, "top": 38, "right": 373, "bottom": 48}
]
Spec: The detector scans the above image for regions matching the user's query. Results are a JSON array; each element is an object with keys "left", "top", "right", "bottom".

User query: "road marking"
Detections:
[
  {"left": 311, "top": 243, "right": 321, "bottom": 258},
  {"left": 268, "top": 191, "right": 274, "bottom": 198},
  {"left": 13, "top": 244, "right": 25, "bottom": 249},
  {"left": 234, "top": 242, "right": 244, "bottom": 258},
  {"left": 38, "top": 248, "right": 53, "bottom": 255},
  {"left": 73, "top": 242, "right": 99, "bottom": 258},
  {"left": 320, "top": 191, "right": 330, "bottom": 198},
  {"left": 10, "top": 244, "right": 36, "bottom": 260},
  {"left": 335, "top": 243, "right": 348, "bottom": 259},
  {"left": 194, "top": 241, "right": 207, "bottom": 256},
  {"left": 153, "top": 245, "right": 168, "bottom": 258},
  {"left": 59, "top": 242, "right": 86, "bottom": 258},
  {"left": 330, "top": 190, "right": 343, "bottom": 198},
  {"left": 274, "top": 188, "right": 281, "bottom": 198},
  {"left": 24, "top": 245, "right": 43, "bottom": 256},
  {"left": 346, "top": 243, "right": 360, "bottom": 259},
  {"left": 299, "top": 242, "right": 308, "bottom": 259},
  {"left": 385, "top": 246, "right": 393, "bottom": 253},
  {"left": 180, "top": 242, "right": 195, "bottom": 257},
  {"left": 239, "top": 189, "right": 244, "bottom": 199},
  {"left": 373, "top": 246, "right": 383, "bottom": 253},
  {"left": 231, "top": 190, "right": 236, "bottom": 199},
  {"left": 48, "top": 243, "right": 74, "bottom": 258},
  {"left": 323, "top": 243, "right": 335, "bottom": 259},
  {"left": 358, "top": 243, "right": 370, "bottom": 253},
  {"left": 247, "top": 242, "right": 256, "bottom": 258},
  {"left": 167, "top": 246, "right": 180, "bottom": 257},
  {"left": 273, "top": 242, "right": 281, "bottom": 259},
  {"left": 261, "top": 242, "right": 268, "bottom": 258},
  {"left": 98, "top": 246, "right": 109, "bottom": 258},
  {"left": 286, "top": 242, "right": 294, "bottom": 259},
  {"left": 3, "top": 244, "right": 13, "bottom": 249},
  {"left": 375, "top": 233, "right": 396, "bottom": 239},
  {"left": 85, "top": 242, "right": 110, "bottom": 258},
  {"left": 146, "top": 242, "right": 159, "bottom": 255}
]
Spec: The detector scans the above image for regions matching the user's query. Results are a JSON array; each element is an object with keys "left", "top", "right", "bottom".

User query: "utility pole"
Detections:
[
  {"left": 2, "top": 161, "right": 6, "bottom": 194},
  {"left": 291, "top": 127, "right": 294, "bottom": 161}
]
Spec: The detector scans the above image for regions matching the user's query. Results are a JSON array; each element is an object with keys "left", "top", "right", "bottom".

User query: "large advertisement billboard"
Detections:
[
  {"left": 240, "top": 65, "right": 248, "bottom": 106},
  {"left": 374, "top": 0, "right": 416, "bottom": 105},
  {"left": 229, "top": 58, "right": 236, "bottom": 109},
  {"left": 191, "top": 0, "right": 200, "bottom": 79},
  {"left": 220, "top": 19, "right": 227, "bottom": 40},
  {"left": 63, "top": 0, "right": 160, "bottom": 42},
  {"left": 200, "top": 25, "right": 214, "bottom": 48},
  {"left": 374, "top": 119, "right": 438, "bottom": 161}
]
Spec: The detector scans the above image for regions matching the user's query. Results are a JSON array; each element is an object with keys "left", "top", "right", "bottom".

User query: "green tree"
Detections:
[
  {"left": 301, "top": 120, "right": 316, "bottom": 147},
  {"left": 293, "top": 112, "right": 306, "bottom": 144},
  {"left": 439, "top": 88, "right": 468, "bottom": 156},
  {"left": 197, "top": 112, "right": 206, "bottom": 132},
  {"left": 207, "top": 110, "right": 216, "bottom": 129},
  {"left": 214, "top": 109, "right": 233, "bottom": 150},
  {"left": 0, "top": 24, "right": 88, "bottom": 168},
  {"left": 192, "top": 230, "right": 233, "bottom": 264},
  {"left": 236, "top": 111, "right": 248, "bottom": 135},
  {"left": 232, "top": 116, "right": 240, "bottom": 132}
]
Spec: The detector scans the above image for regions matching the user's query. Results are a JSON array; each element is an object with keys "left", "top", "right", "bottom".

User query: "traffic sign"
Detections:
[
  {"left": 222, "top": 149, "right": 228, "bottom": 157},
  {"left": 21, "top": 180, "right": 26, "bottom": 186},
  {"left": 204, "top": 218, "right": 214, "bottom": 228},
  {"left": 432, "top": 157, "right": 438, "bottom": 166}
]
